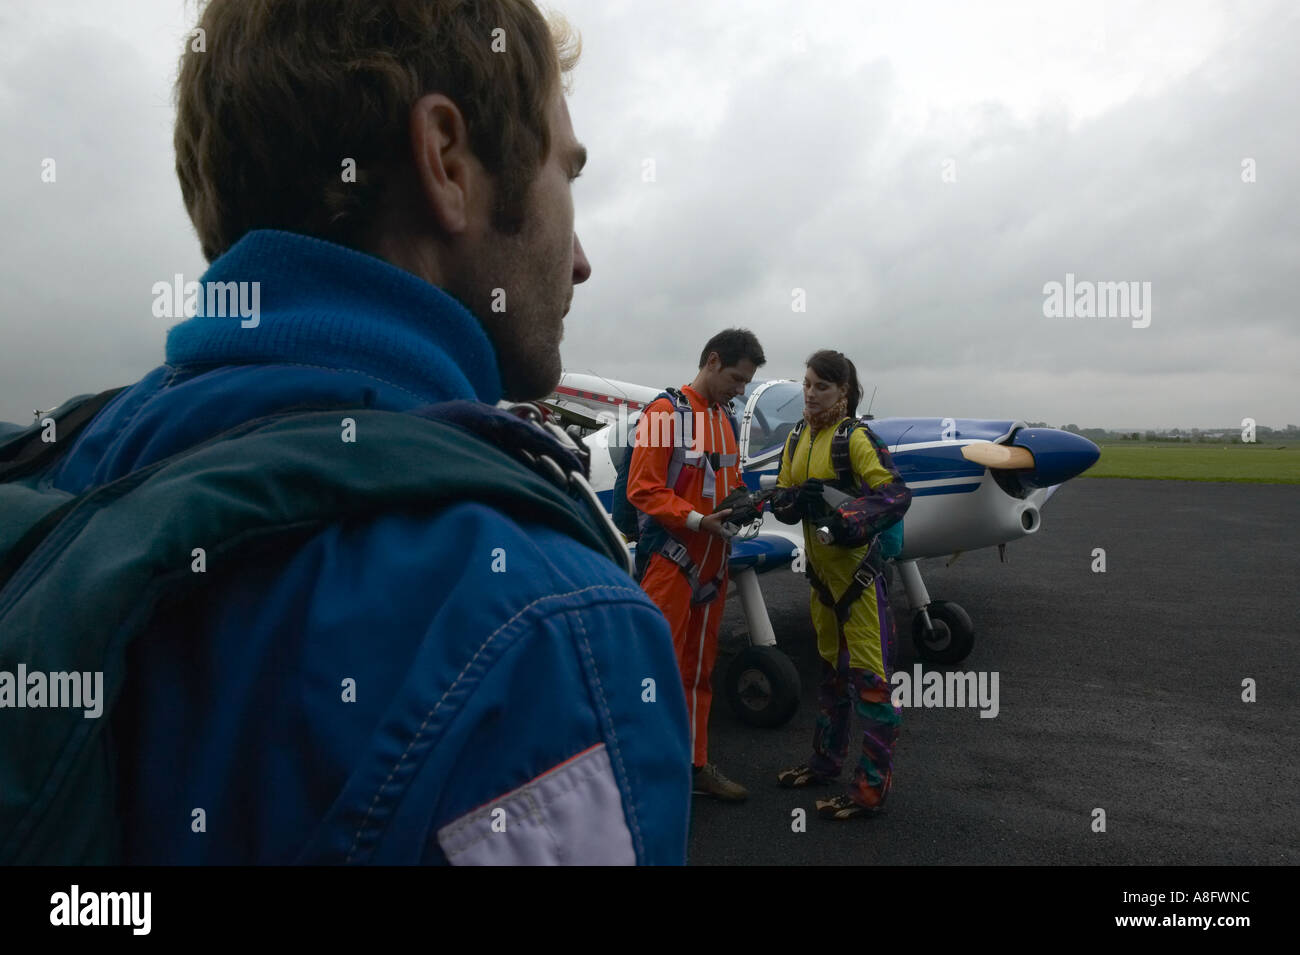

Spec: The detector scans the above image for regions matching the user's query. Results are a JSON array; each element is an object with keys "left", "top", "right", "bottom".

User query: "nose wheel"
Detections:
[
  {"left": 724, "top": 645, "right": 801, "bottom": 728},
  {"left": 911, "top": 600, "right": 975, "bottom": 664}
]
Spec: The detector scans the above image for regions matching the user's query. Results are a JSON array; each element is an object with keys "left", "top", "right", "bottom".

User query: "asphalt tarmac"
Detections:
[{"left": 689, "top": 479, "right": 1300, "bottom": 865}]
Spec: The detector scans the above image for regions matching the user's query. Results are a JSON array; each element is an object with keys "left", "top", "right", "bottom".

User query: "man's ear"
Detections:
[{"left": 409, "top": 92, "right": 478, "bottom": 236}]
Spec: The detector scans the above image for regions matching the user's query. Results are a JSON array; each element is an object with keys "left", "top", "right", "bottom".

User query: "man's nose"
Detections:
[{"left": 572, "top": 234, "right": 591, "bottom": 284}]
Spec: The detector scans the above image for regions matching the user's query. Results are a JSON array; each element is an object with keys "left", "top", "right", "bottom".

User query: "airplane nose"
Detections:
[{"left": 1010, "top": 428, "right": 1101, "bottom": 488}]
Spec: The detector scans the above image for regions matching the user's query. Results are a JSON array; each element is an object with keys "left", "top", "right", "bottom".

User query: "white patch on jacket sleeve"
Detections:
[{"left": 436, "top": 743, "right": 635, "bottom": 865}]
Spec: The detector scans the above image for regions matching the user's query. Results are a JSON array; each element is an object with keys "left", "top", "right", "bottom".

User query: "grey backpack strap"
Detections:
[
  {"left": 0, "top": 388, "right": 127, "bottom": 483},
  {"left": 655, "top": 535, "right": 722, "bottom": 606},
  {"left": 830, "top": 417, "right": 859, "bottom": 491}
]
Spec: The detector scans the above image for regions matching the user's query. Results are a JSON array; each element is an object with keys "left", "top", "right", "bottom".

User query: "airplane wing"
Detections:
[
  {"left": 619, "top": 513, "right": 803, "bottom": 575},
  {"left": 728, "top": 519, "right": 804, "bottom": 573},
  {"left": 539, "top": 399, "right": 609, "bottom": 431}
]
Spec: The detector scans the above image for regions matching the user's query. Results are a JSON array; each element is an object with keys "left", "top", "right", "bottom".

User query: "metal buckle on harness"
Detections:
[
  {"left": 651, "top": 536, "right": 717, "bottom": 604},
  {"left": 503, "top": 402, "right": 633, "bottom": 577},
  {"left": 852, "top": 563, "right": 880, "bottom": 590},
  {"left": 504, "top": 401, "right": 593, "bottom": 475},
  {"left": 528, "top": 450, "right": 569, "bottom": 490},
  {"left": 541, "top": 420, "right": 591, "bottom": 475},
  {"left": 852, "top": 544, "right": 887, "bottom": 591},
  {"left": 660, "top": 538, "right": 690, "bottom": 567}
]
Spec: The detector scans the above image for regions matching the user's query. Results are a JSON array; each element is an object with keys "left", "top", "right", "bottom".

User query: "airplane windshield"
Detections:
[{"left": 748, "top": 382, "right": 805, "bottom": 453}]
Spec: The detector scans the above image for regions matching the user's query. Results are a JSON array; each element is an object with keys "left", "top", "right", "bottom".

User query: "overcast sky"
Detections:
[{"left": 2, "top": 0, "right": 1296, "bottom": 430}]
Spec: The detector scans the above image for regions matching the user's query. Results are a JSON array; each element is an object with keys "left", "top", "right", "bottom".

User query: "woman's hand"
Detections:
[
  {"left": 797, "top": 478, "right": 827, "bottom": 519},
  {"left": 769, "top": 487, "right": 803, "bottom": 525}
]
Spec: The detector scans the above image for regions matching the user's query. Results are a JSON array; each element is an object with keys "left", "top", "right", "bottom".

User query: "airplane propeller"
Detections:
[{"left": 960, "top": 442, "right": 1035, "bottom": 469}]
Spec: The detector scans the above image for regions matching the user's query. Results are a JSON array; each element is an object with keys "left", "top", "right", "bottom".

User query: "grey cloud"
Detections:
[{"left": 1, "top": 0, "right": 1295, "bottom": 430}]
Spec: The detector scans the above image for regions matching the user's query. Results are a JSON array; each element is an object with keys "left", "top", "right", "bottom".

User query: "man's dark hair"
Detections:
[{"left": 698, "top": 328, "right": 766, "bottom": 370}]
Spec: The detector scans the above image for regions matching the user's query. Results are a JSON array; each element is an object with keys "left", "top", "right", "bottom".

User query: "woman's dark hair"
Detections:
[{"left": 805, "top": 349, "right": 863, "bottom": 415}]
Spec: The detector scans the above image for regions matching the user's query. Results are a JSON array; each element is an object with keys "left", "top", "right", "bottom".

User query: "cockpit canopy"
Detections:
[{"left": 745, "top": 381, "right": 805, "bottom": 455}]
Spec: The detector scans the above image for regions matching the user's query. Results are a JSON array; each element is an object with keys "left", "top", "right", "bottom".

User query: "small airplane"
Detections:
[{"left": 545, "top": 372, "right": 1100, "bottom": 728}]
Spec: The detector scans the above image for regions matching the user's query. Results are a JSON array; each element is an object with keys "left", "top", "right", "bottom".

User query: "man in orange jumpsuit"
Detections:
[{"left": 627, "top": 328, "right": 766, "bottom": 801}]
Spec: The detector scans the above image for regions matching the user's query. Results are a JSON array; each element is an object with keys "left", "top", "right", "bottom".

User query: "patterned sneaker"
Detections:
[
  {"left": 692, "top": 763, "right": 749, "bottom": 802},
  {"left": 776, "top": 764, "right": 832, "bottom": 789},
  {"left": 815, "top": 794, "right": 882, "bottom": 820}
]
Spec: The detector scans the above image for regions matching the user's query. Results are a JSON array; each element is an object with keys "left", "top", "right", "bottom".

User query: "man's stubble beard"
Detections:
[
  {"left": 487, "top": 307, "right": 564, "bottom": 401},
  {"left": 461, "top": 232, "right": 565, "bottom": 402}
]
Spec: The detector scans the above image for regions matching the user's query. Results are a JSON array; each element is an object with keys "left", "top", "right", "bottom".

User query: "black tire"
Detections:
[
  {"left": 725, "top": 645, "right": 801, "bottom": 728},
  {"left": 911, "top": 600, "right": 975, "bottom": 665}
]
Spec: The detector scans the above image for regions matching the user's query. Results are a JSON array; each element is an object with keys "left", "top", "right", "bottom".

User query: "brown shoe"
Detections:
[{"left": 692, "top": 763, "right": 749, "bottom": 802}]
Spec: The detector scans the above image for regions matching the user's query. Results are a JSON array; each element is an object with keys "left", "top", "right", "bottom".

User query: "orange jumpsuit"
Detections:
[{"left": 627, "top": 385, "right": 741, "bottom": 768}]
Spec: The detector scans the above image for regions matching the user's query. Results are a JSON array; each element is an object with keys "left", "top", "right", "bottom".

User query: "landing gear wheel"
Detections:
[
  {"left": 725, "top": 645, "right": 801, "bottom": 728},
  {"left": 911, "top": 600, "right": 975, "bottom": 664}
]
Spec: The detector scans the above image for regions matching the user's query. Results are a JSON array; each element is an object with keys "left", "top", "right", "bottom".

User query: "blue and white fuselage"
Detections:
[
  {"left": 552, "top": 374, "right": 1099, "bottom": 572},
  {"left": 548, "top": 372, "right": 1099, "bottom": 672}
]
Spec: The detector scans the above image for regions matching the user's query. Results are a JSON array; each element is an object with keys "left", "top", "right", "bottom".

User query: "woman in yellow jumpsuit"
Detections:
[{"left": 770, "top": 350, "right": 912, "bottom": 819}]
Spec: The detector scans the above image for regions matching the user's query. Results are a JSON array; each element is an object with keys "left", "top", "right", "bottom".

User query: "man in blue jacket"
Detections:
[{"left": 39, "top": 0, "right": 690, "bottom": 864}]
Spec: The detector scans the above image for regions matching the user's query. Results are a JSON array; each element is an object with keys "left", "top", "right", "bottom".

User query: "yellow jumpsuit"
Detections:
[{"left": 777, "top": 420, "right": 910, "bottom": 809}]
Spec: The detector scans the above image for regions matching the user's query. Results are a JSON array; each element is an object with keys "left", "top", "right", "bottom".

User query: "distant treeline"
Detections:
[{"left": 1027, "top": 422, "right": 1300, "bottom": 444}]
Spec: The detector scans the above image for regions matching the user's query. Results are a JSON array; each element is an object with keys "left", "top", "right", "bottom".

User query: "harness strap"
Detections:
[
  {"left": 659, "top": 389, "right": 738, "bottom": 502},
  {"left": 0, "top": 388, "right": 128, "bottom": 482},
  {"left": 665, "top": 447, "right": 687, "bottom": 492},
  {"left": 782, "top": 419, "right": 806, "bottom": 468},
  {"left": 638, "top": 386, "right": 734, "bottom": 603},
  {"left": 830, "top": 418, "right": 858, "bottom": 490},
  {"left": 784, "top": 417, "right": 861, "bottom": 493},
  {"left": 657, "top": 534, "right": 725, "bottom": 606},
  {"left": 661, "top": 388, "right": 696, "bottom": 490},
  {"left": 805, "top": 545, "right": 886, "bottom": 639}
]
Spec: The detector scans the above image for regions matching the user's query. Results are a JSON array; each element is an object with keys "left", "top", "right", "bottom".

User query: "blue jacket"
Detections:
[{"left": 48, "top": 230, "right": 691, "bottom": 864}]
